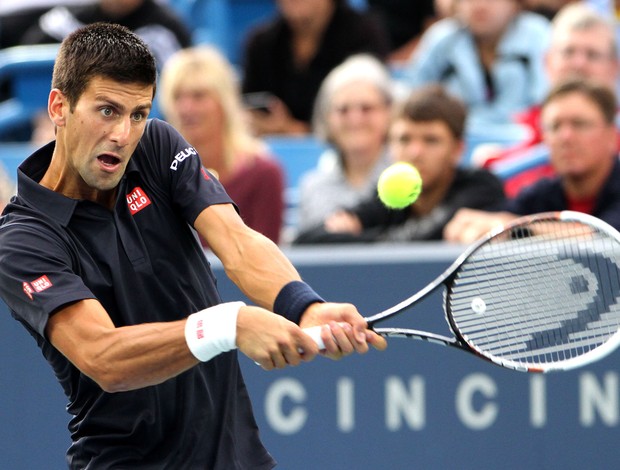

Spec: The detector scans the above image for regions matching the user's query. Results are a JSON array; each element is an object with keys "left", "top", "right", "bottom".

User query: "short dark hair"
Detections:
[
  {"left": 541, "top": 78, "right": 617, "bottom": 124},
  {"left": 395, "top": 84, "right": 467, "bottom": 139},
  {"left": 52, "top": 22, "right": 157, "bottom": 109}
]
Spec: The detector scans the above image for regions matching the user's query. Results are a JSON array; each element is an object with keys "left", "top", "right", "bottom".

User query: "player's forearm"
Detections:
[
  {"left": 222, "top": 229, "right": 301, "bottom": 308},
  {"left": 79, "top": 321, "right": 198, "bottom": 393}
]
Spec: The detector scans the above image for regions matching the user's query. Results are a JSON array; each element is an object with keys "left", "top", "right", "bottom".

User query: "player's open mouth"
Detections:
[{"left": 97, "top": 153, "right": 122, "bottom": 170}]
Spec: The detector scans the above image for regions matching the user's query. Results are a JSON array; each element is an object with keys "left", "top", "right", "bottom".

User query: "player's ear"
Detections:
[{"left": 48, "top": 88, "right": 68, "bottom": 127}]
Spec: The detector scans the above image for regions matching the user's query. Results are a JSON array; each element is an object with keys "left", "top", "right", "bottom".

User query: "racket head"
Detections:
[{"left": 445, "top": 211, "right": 620, "bottom": 373}]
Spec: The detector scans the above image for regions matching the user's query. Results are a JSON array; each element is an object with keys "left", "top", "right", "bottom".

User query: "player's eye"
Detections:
[
  {"left": 100, "top": 107, "right": 114, "bottom": 118},
  {"left": 131, "top": 112, "right": 147, "bottom": 122}
]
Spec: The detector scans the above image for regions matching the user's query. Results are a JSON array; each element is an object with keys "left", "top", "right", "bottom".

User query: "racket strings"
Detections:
[{"left": 448, "top": 218, "right": 620, "bottom": 370}]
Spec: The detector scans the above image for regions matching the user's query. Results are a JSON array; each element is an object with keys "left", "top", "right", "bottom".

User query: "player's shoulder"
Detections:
[
  {"left": 142, "top": 118, "right": 177, "bottom": 139},
  {"left": 0, "top": 207, "right": 70, "bottom": 257},
  {"left": 137, "top": 118, "right": 191, "bottom": 160}
]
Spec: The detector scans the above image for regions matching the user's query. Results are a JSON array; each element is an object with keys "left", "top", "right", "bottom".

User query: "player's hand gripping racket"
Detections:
[{"left": 304, "top": 211, "right": 620, "bottom": 373}]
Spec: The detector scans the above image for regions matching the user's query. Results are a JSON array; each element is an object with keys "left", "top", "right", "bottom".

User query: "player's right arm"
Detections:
[{"left": 45, "top": 298, "right": 319, "bottom": 392}]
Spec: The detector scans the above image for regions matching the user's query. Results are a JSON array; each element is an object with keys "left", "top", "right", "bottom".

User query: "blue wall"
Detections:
[{"left": 2, "top": 244, "right": 620, "bottom": 469}]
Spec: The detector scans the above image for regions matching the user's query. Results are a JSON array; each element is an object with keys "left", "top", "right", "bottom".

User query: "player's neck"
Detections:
[{"left": 40, "top": 148, "right": 118, "bottom": 209}]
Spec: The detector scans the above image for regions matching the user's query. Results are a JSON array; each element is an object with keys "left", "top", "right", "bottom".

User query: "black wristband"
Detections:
[{"left": 273, "top": 281, "right": 325, "bottom": 324}]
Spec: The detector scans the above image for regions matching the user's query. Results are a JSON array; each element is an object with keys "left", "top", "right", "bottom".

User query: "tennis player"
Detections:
[{"left": 0, "top": 23, "right": 386, "bottom": 469}]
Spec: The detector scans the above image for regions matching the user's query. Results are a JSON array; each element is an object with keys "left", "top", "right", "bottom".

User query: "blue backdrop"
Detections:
[{"left": 1, "top": 244, "right": 619, "bottom": 469}]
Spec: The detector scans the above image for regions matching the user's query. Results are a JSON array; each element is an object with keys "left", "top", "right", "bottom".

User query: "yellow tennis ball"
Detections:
[{"left": 377, "top": 162, "right": 422, "bottom": 209}]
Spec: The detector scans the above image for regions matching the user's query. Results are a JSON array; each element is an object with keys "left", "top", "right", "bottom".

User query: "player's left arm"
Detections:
[{"left": 194, "top": 203, "right": 386, "bottom": 354}]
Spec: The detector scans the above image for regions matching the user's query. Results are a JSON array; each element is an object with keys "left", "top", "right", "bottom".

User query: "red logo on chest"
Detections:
[{"left": 126, "top": 187, "right": 152, "bottom": 215}]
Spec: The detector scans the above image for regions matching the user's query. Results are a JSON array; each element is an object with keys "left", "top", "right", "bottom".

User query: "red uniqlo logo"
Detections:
[
  {"left": 196, "top": 319, "right": 204, "bottom": 340},
  {"left": 23, "top": 282, "right": 34, "bottom": 300},
  {"left": 31, "top": 275, "right": 52, "bottom": 293},
  {"left": 126, "top": 187, "right": 152, "bottom": 215}
]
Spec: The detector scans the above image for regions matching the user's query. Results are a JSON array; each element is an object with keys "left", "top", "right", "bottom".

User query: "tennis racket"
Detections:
[{"left": 304, "top": 211, "right": 620, "bottom": 373}]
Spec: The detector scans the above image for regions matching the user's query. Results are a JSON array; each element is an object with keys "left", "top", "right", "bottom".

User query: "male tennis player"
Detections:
[{"left": 0, "top": 23, "right": 386, "bottom": 469}]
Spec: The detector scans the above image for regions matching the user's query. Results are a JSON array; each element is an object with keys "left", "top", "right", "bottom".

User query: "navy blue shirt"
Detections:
[
  {"left": 0, "top": 119, "right": 275, "bottom": 469},
  {"left": 505, "top": 157, "right": 620, "bottom": 231}
]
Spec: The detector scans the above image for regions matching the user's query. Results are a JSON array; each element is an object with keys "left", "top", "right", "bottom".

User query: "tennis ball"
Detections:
[{"left": 377, "top": 162, "right": 422, "bottom": 209}]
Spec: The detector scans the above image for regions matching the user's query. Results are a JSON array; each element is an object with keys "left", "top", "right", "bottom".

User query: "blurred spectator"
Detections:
[
  {"left": 521, "top": 0, "right": 579, "bottom": 19},
  {"left": 294, "top": 54, "right": 394, "bottom": 235},
  {"left": 241, "top": 0, "right": 390, "bottom": 136},
  {"left": 366, "top": 0, "right": 437, "bottom": 62},
  {"left": 401, "top": 0, "right": 551, "bottom": 130},
  {"left": 0, "top": 1, "right": 95, "bottom": 48},
  {"left": 294, "top": 84, "right": 505, "bottom": 244},
  {"left": 479, "top": 2, "right": 619, "bottom": 197},
  {"left": 17, "top": 0, "right": 191, "bottom": 68},
  {"left": 0, "top": 161, "right": 15, "bottom": 212},
  {"left": 0, "top": 0, "right": 93, "bottom": 15},
  {"left": 445, "top": 78, "right": 620, "bottom": 243},
  {"left": 434, "top": 0, "right": 456, "bottom": 18},
  {"left": 159, "top": 46, "right": 285, "bottom": 245}
]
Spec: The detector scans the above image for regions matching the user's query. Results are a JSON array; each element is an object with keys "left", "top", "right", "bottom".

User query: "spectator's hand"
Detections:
[
  {"left": 443, "top": 208, "right": 517, "bottom": 244},
  {"left": 299, "top": 302, "right": 387, "bottom": 360},
  {"left": 246, "top": 97, "right": 309, "bottom": 136},
  {"left": 324, "top": 211, "right": 362, "bottom": 234},
  {"left": 236, "top": 305, "right": 319, "bottom": 370}
]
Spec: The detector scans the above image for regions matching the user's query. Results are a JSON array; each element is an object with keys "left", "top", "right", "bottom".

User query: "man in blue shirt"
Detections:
[{"left": 0, "top": 23, "right": 386, "bottom": 469}]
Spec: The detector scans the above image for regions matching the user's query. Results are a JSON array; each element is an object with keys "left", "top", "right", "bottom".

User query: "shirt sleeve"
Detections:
[
  {"left": 139, "top": 119, "right": 235, "bottom": 225},
  {"left": 0, "top": 218, "right": 94, "bottom": 337}
]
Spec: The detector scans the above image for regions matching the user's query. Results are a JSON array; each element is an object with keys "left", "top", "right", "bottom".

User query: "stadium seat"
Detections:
[
  {"left": 168, "top": 0, "right": 276, "bottom": 64},
  {"left": 264, "top": 135, "right": 327, "bottom": 239},
  {"left": 0, "top": 44, "right": 58, "bottom": 140}
]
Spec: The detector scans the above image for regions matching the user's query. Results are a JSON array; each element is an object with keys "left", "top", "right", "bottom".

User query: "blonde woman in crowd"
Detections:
[
  {"left": 295, "top": 54, "right": 395, "bottom": 234},
  {"left": 159, "top": 46, "right": 285, "bottom": 244}
]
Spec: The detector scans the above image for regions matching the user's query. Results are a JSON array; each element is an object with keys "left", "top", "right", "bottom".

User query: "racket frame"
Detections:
[{"left": 365, "top": 211, "right": 620, "bottom": 373}]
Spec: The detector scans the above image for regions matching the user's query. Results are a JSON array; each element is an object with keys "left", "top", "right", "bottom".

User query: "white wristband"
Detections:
[{"left": 184, "top": 301, "right": 245, "bottom": 362}]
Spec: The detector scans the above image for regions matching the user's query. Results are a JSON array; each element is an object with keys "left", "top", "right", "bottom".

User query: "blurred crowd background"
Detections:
[{"left": 1, "top": 0, "right": 620, "bottom": 245}]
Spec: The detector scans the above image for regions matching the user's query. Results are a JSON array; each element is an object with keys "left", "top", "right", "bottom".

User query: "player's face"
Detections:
[
  {"left": 327, "top": 81, "right": 391, "bottom": 159},
  {"left": 541, "top": 92, "right": 617, "bottom": 179},
  {"left": 389, "top": 118, "right": 462, "bottom": 193},
  {"left": 546, "top": 26, "right": 619, "bottom": 89},
  {"left": 52, "top": 76, "right": 153, "bottom": 196}
]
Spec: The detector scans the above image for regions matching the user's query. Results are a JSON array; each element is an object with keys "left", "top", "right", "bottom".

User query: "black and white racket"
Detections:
[{"left": 305, "top": 211, "right": 620, "bottom": 373}]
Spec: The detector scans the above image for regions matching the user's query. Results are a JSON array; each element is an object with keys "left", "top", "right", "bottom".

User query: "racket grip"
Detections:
[{"left": 303, "top": 326, "right": 325, "bottom": 350}]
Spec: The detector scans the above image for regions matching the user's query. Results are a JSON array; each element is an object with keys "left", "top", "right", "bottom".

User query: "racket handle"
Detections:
[{"left": 303, "top": 326, "right": 325, "bottom": 350}]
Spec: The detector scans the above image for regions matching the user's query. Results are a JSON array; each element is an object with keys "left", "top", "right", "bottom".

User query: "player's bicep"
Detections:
[
  {"left": 194, "top": 203, "right": 253, "bottom": 255},
  {"left": 46, "top": 299, "right": 116, "bottom": 376}
]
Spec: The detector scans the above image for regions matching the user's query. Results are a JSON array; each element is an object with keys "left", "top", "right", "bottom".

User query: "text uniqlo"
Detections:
[{"left": 127, "top": 187, "right": 152, "bottom": 215}]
